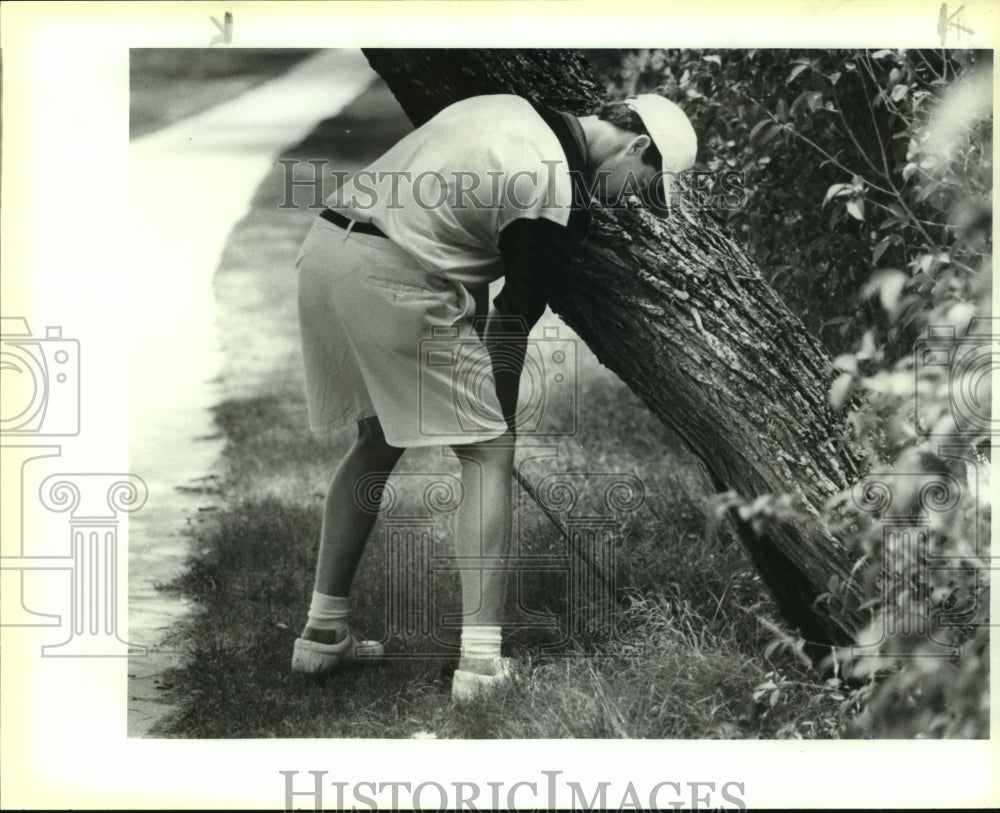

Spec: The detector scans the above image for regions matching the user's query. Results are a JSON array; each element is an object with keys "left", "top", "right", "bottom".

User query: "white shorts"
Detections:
[{"left": 296, "top": 214, "right": 509, "bottom": 448}]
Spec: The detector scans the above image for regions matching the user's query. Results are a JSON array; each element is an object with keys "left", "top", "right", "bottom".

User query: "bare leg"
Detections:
[
  {"left": 302, "top": 417, "right": 404, "bottom": 643},
  {"left": 450, "top": 431, "right": 516, "bottom": 670}
]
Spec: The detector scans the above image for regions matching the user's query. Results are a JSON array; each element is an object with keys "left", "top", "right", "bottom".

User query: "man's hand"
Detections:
[{"left": 483, "top": 306, "right": 530, "bottom": 434}]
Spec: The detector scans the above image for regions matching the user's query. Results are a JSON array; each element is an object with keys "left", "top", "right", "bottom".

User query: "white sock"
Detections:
[
  {"left": 460, "top": 625, "right": 502, "bottom": 662},
  {"left": 306, "top": 591, "right": 349, "bottom": 633}
]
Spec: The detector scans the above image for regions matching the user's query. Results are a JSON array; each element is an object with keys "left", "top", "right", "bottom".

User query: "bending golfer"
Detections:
[{"left": 292, "top": 92, "right": 696, "bottom": 704}]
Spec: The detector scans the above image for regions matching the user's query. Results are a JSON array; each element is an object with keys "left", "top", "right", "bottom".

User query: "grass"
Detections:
[
  {"left": 150, "top": 75, "right": 848, "bottom": 739},
  {"left": 156, "top": 367, "right": 845, "bottom": 739}
]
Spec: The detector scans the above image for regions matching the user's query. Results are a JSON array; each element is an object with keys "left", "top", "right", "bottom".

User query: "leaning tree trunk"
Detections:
[{"left": 363, "top": 48, "right": 869, "bottom": 655}]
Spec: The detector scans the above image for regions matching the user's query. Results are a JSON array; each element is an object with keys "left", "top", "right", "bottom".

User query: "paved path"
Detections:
[{"left": 126, "top": 49, "right": 378, "bottom": 736}]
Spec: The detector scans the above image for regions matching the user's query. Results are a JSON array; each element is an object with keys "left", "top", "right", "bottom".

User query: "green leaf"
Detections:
[
  {"left": 872, "top": 236, "right": 892, "bottom": 265},
  {"left": 833, "top": 353, "right": 858, "bottom": 374},
  {"left": 891, "top": 83, "right": 910, "bottom": 102},
  {"left": 787, "top": 63, "right": 810, "bottom": 85},
  {"left": 876, "top": 270, "right": 907, "bottom": 315},
  {"left": 748, "top": 118, "right": 774, "bottom": 145},
  {"left": 790, "top": 90, "right": 811, "bottom": 116},
  {"left": 902, "top": 162, "right": 918, "bottom": 182},
  {"left": 703, "top": 55, "right": 721, "bottom": 66},
  {"left": 846, "top": 198, "right": 865, "bottom": 221},
  {"left": 829, "top": 373, "right": 855, "bottom": 409},
  {"left": 855, "top": 330, "right": 877, "bottom": 361},
  {"left": 871, "top": 49, "right": 893, "bottom": 59},
  {"left": 761, "top": 124, "right": 785, "bottom": 145},
  {"left": 823, "top": 183, "right": 854, "bottom": 206}
]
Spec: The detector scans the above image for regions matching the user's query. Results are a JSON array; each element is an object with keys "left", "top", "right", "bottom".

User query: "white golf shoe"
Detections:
[
  {"left": 291, "top": 629, "right": 384, "bottom": 674},
  {"left": 451, "top": 657, "right": 516, "bottom": 705}
]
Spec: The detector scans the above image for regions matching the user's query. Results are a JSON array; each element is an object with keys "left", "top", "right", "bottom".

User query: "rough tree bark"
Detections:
[{"left": 362, "top": 48, "right": 869, "bottom": 655}]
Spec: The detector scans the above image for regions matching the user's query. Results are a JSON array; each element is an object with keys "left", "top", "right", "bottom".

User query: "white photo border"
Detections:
[{"left": 1, "top": 0, "right": 997, "bottom": 809}]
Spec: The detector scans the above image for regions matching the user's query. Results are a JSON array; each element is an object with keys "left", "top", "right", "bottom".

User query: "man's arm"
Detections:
[
  {"left": 489, "top": 216, "right": 575, "bottom": 432},
  {"left": 470, "top": 284, "right": 491, "bottom": 342},
  {"left": 483, "top": 307, "right": 530, "bottom": 431}
]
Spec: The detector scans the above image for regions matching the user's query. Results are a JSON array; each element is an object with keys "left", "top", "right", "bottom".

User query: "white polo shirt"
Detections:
[{"left": 326, "top": 94, "right": 588, "bottom": 297}]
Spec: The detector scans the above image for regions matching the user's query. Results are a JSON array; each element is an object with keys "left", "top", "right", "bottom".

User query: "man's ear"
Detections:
[{"left": 629, "top": 134, "right": 652, "bottom": 156}]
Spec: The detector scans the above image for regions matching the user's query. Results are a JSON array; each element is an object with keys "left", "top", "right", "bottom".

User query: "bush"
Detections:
[
  {"left": 591, "top": 48, "right": 992, "bottom": 738},
  {"left": 590, "top": 48, "right": 991, "bottom": 356}
]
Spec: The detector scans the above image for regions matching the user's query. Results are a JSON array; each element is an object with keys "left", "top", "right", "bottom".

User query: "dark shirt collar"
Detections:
[
  {"left": 559, "top": 111, "right": 592, "bottom": 178},
  {"left": 527, "top": 100, "right": 593, "bottom": 242}
]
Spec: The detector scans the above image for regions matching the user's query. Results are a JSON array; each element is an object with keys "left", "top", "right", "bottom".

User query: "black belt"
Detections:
[{"left": 320, "top": 208, "right": 387, "bottom": 238}]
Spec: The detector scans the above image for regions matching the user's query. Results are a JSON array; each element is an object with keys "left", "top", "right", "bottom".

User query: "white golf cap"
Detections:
[{"left": 623, "top": 94, "right": 697, "bottom": 173}]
